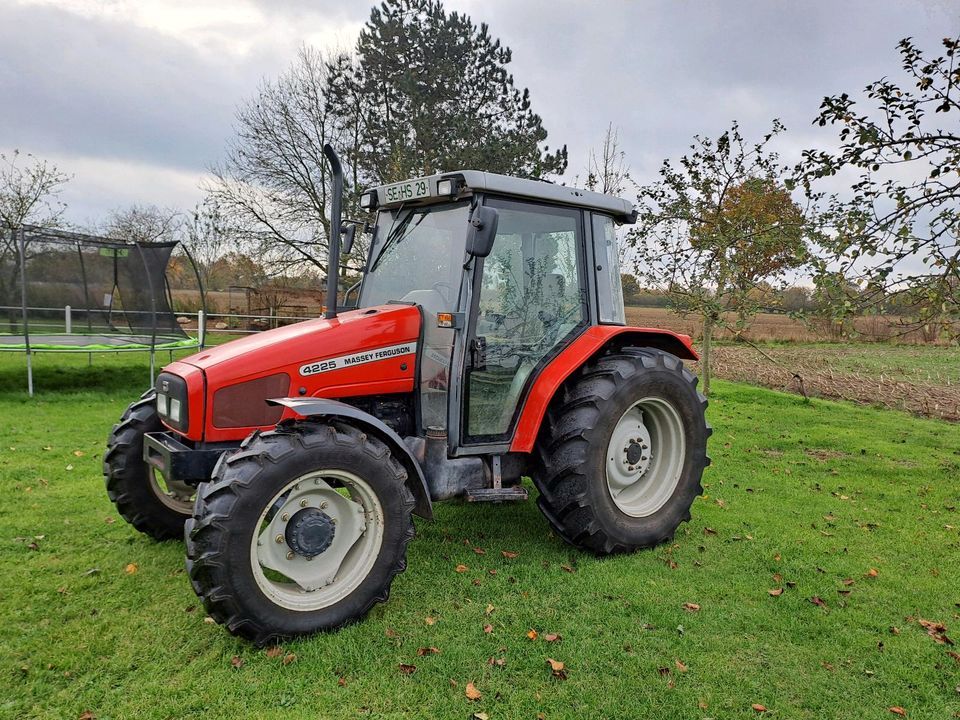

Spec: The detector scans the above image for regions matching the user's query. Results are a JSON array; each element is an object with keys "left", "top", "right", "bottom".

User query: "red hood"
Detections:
[{"left": 178, "top": 305, "right": 419, "bottom": 377}]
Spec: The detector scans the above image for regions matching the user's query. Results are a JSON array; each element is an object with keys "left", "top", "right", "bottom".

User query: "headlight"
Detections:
[
  {"left": 168, "top": 398, "right": 182, "bottom": 423},
  {"left": 155, "top": 372, "right": 189, "bottom": 432}
]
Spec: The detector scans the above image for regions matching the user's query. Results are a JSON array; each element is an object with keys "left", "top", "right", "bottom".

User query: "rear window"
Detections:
[{"left": 591, "top": 214, "right": 625, "bottom": 324}]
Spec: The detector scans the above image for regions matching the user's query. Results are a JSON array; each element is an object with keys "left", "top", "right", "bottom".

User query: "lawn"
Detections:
[{"left": 1, "top": 351, "right": 959, "bottom": 719}]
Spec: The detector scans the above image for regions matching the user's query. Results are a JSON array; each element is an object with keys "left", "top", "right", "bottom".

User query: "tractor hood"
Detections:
[{"left": 165, "top": 304, "right": 422, "bottom": 442}]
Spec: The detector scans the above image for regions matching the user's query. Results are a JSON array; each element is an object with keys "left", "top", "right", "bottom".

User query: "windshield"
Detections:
[{"left": 358, "top": 201, "right": 469, "bottom": 313}]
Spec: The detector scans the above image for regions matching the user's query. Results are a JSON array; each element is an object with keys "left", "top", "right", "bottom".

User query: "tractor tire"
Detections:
[
  {"left": 104, "top": 390, "right": 194, "bottom": 541},
  {"left": 533, "top": 347, "right": 710, "bottom": 555},
  {"left": 185, "top": 420, "right": 415, "bottom": 645}
]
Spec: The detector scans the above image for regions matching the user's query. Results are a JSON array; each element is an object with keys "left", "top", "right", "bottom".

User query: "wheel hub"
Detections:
[{"left": 285, "top": 508, "right": 336, "bottom": 558}]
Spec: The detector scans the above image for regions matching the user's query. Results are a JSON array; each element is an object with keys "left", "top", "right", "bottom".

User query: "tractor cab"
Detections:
[
  {"left": 104, "top": 146, "right": 708, "bottom": 645},
  {"left": 353, "top": 171, "right": 636, "bottom": 450}
]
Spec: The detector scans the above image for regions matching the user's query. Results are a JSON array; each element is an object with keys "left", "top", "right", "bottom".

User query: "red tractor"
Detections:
[{"left": 104, "top": 146, "right": 710, "bottom": 644}]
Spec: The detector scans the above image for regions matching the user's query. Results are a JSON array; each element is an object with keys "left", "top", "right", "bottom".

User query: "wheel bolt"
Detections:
[
  {"left": 320, "top": 501, "right": 328, "bottom": 510},
  {"left": 286, "top": 551, "right": 295, "bottom": 560},
  {"left": 275, "top": 534, "right": 284, "bottom": 544},
  {"left": 299, "top": 498, "right": 308, "bottom": 507},
  {"left": 281, "top": 513, "right": 289, "bottom": 522}
]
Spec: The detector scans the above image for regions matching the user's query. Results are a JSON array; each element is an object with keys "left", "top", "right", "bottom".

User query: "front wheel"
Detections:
[
  {"left": 533, "top": 348, "right": 710, "bottom": 554},
  {"left": 185, "top": 420, "right": 415, "bottom": 645},
  {"left": 104, "top": 390, "right": 195, "bottom": 541}
]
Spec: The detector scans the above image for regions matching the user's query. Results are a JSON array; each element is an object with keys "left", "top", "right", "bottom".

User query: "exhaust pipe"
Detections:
[{"left": 323, "top": 143, "right": 343, "bottom": 320}]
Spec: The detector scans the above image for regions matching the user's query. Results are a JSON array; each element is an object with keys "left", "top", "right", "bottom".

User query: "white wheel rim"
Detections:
[
  {"left": 605, "top": 397, "right": 686, "bottom": 517},
  {"left": 249, "top": 469, "right": 384, "bottom": 612},
  {"left": 148, "top": 468, "right": 194, "bottom": 514}
]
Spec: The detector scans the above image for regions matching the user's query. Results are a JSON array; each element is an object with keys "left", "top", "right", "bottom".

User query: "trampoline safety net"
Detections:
[{"left": 1, "top": 225, "right": 205, "bottom": 392}]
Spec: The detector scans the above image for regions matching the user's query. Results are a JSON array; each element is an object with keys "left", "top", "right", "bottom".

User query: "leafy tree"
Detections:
[
  {"left": 797, "top": 35, "right": 960, "bottom": 340},
  {"left": 181, "top": 199, "right": 234, "bottom": 292},
  {"left": 628, "top": 121, "right": 815, "bottom": 393},
  {"left": 620, "top": 272, "right": 642, "bottom": 305},
  {"left": 328, "top": 0, "right": 567, "bottom": 183}
]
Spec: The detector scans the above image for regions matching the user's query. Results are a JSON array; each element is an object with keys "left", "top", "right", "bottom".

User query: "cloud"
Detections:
[{"left": 2, "top": 0, "right": 957, "bottom": 228}]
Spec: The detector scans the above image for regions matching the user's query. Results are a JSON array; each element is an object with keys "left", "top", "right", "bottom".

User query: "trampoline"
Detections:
[{"left": 1, "top": 225, "right": 206, "bottom": 395}]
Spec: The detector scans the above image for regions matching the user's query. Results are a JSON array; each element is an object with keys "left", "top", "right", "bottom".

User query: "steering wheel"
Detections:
[{"left": 432, "top": 281, "right": 455, "bottom": 304}]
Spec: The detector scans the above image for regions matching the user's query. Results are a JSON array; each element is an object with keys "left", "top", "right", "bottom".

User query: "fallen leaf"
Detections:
[
  {"left": 682, "top": 602, "right": 701, "bottom": 613},
  {"left": 73, "top": 450, "right": 85, "bottom": 457},
  {"left": 337, "top": 675, "right": 347, "bottom": 687},
  {"left": 768, "top": 588, "right": 784, "bottom": 597},
  {"left": 657, "top": 666, "right": 671, "bottom": 677},
  {"left": 265, "top": 646, "right": 283, "bottom": 658},
  {"left": 546, "top": 658, "right": 567, "bottom": 679},
  {"left": 560, "top": 564, "right": 575, "bottom": 573},
  {"left": 821, "top": 662, "right": 834, "bottom": 671},
  {"left": 104, "top": 517, "right": 115, "bottom": 524},
  {"left": 465, "top": 681, "right": 482, "bottom": 700},
  {"left": 810, "top": 596, "right": 827, "bottom": 608},
  {"left": 698, "top": 700, "right": 709, "bottom": 710},
  {"left": 416, "top": 647, "right": 440, "bottom": 656},
  {"left": 752, "top": 704, "right": 767, "bottom": 713},
  {"left": 425, "top": 616, "right": 436, "bottom": 625},
  {"left": 473, "top": 547, "right": 486, "bottom": 555},
  {"left": 78, "top": 713, "right": 95, "bottom": 720},
  {"left": 773, "top": 572, "right": 783, "bottom": 583},
  {"left": 385, "top": 627, "right": 398, "bottom": 638},
  {"left": 527, "top": 629, "right": 538, "bottom": 640},
  {"left": 501, "top": 550, "right": 519, "bottom": 559},
  {"left": 487, "top": 656, "right": 505, "bottom": 667},
  {"left": 472, "top": 713, "right": 489, "bottom": 720},
  {"left": 866, "top": 568, "right": 879, "bottom": 578},
  {"left": 703, "top": 527, "right": 718, "bottom": 535},
  {"left": 889, "top": 707, "right": 906, "bottom": 716},
  {"left": 544, "top": 633, "right": 561, "bottom": 642},
  {"left": 124, "top": 563, "right": 138, "bottom": 575},
  {"left": 230, "top": 656, "right": 244, "bottom": 669},
  {"left": 890, "top": 626, "right": 901, "bottom": 635},
  {"left": 455, "top": 564, "right": 469, "bottom": 573},
  {"left": 843, "top": 578, "right": 855, "bottom": 586},
  {"left": 483, "top": 624, "right": 493, "bottom": 634},
  {"left": 65, "top": 464, "right": 74, "bottom": 471},
  {"left": 675, "top": 659, "right": 688, "bottom": 673},
  {"left": 203, "top": 616, "right": 215, "bottom": 624},
  {"left": 485, "top": 603, "right": 495, "bottom": 615},
  {"left": 282, "top": 653, "right": 296, "bottom": 665},
  {"left": 947, "top": 651, "right": 960, "bottom": 664},
  {"left": 398, "top": 663, "right": 417, "bottom": 674},
  {"left": 918, "top": 618, "right": 952, "bottom": 645}
]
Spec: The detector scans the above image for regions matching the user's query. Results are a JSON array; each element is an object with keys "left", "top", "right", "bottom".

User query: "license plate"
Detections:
[{"left": 383, "top": 178, "right": 430, "bottom": 204}]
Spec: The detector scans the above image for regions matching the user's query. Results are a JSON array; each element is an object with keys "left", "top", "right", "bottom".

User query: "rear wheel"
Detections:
[
  {"left": 185, "top": 420, "right": 415, "bottom": 645},
  {"left": 104, "top": 390, "right": 194, "bottom": 541},
  {"left": 533, "top": 348, "right": 710, "bottom": 554}
]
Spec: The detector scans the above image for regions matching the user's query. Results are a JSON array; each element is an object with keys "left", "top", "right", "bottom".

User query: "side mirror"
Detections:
[
  {"left": 466, "top": 206, "right": 499, "bottom": 258},
  {"left": 341, "top": 223, "right": 357, "bottom": 256}
]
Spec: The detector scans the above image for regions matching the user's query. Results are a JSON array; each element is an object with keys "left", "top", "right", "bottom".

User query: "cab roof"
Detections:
[{"left": 369, "top": 170, "right": 637, "bottom": 224}]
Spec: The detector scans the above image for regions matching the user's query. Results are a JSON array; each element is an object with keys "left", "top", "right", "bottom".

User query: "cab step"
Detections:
[{"left": 465, "top": 487, "right": 528, "bottom": 503}]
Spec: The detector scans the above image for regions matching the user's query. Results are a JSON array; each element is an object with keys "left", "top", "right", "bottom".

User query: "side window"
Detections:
[
  {"left": 467, "top": 200, "right": 585, "bottom": 439},
  {"left": 592, "top": 214, "right": 626, "bottom": 324}
]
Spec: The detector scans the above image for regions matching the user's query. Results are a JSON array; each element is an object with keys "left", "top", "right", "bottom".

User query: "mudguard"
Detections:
[{"left": 267, "top": 397, "right": 433, "bottom": 520}]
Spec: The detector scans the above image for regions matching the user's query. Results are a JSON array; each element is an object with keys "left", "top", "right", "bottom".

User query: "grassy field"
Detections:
[{"left": 2, "top": 352, "right": 960, "bottom": 719}]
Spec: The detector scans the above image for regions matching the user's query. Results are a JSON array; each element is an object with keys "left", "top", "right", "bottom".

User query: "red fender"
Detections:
[{"left": 509, "top": 326, "right": 698, "bottom": 453}]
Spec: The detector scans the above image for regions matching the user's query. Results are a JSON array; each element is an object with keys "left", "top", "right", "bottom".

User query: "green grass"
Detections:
[{"left": 1, "top": 352, "right": 959, "bottom": 719}]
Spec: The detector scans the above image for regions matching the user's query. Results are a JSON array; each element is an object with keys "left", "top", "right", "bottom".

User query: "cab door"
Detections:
[{"left": 458, "top": 198, "right": 588, "bottom": 446}]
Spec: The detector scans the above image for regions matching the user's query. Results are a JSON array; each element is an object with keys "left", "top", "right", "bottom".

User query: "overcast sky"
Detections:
[{"left": 1, "top": 0, "right": 956, "bottom": 227}]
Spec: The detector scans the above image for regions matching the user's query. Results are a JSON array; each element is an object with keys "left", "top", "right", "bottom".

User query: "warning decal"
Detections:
[{"left": 299, "top": 342, "right": 417, "bottom": 377}]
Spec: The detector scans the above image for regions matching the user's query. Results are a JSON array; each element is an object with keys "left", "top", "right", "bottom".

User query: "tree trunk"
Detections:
[{"left": 701, "top": 313, "right": 713, "bottom": 395}]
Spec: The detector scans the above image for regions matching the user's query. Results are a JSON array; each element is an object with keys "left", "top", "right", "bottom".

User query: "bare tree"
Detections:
[
  {"left": 206, "top": 46, "right": 346, "bottom": 279},
  {"left": 585, "top": 123, "right": 631, "bottom": 196},
  {"left": 180, "top": 199, "right": 234, "bottom": 292},
  {"left": 102, "top": 204, "right": 179, "bottom": 243},
  {"left": 0, "top": 150, "right": 71, "bottom": 316}
]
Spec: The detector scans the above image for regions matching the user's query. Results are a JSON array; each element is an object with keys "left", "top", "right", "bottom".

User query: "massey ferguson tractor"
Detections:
[{"left": 104, "top": 146, "right": 710, "bottom": 644}]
